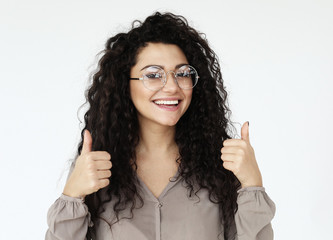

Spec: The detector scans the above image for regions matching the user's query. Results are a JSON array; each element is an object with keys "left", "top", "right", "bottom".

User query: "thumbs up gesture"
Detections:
[
  {"left": 221, "top": 121, "right": 263, "bottom": 188},
  {"left": 63, "top": 130, "right": 112, "bottom": 198}
]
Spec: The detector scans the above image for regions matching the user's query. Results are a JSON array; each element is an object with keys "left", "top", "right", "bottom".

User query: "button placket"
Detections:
[{"left": 155, "top": 201, "right": 163, "bottom": 240}]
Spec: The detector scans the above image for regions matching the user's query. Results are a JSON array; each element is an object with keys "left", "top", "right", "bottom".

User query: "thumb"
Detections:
[
  {"left": 81, "top": 129, "right": 92, "bottom": 155},
  {"left": 241, "top": 121, "right": 250, "bottom": 143}
]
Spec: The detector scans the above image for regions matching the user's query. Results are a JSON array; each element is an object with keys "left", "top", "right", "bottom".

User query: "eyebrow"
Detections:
[{"left": 140, "top": 63, "right": 188, "bottom": 71}]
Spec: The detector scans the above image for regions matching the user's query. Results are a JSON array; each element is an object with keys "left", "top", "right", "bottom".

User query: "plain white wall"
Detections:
[{"left": 1, "top": 0, "right": 332, "bottom": 239}]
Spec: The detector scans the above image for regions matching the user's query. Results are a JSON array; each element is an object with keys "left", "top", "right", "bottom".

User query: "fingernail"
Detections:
[{"left": 247, "top": 121, "right": 250, "bottom": 126}]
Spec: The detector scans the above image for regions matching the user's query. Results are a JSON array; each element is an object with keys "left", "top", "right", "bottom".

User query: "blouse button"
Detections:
[{"left": 158, "top": 203, "right": 163, "bottom": 208}]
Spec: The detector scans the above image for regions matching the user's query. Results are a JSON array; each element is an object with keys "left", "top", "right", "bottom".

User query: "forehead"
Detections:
[{"left": 135, "top": 42, "right": 188, "bottom": 68}]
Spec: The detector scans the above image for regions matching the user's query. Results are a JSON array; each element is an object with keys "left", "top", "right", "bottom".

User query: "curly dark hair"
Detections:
[{"left": 73, "top": 11, "right": 241, "bottom": 239}]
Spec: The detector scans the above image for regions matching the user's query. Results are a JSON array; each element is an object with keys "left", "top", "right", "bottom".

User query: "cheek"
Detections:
[
  {"left": 130, "top": 82, "right": 141, "bottom": 100},
  {"left": 129, "top": 82, "right": 151, "bottom": 109},
  {"left": 185, "top": 90, "right": 193, "bottom": 106}
]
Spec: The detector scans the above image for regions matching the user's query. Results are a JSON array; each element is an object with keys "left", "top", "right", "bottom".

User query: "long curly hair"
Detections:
[{"left": 73, "top": 11, "right": 241, "bottom": 239}]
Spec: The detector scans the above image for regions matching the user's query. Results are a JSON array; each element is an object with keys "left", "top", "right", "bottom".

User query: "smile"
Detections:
[
  {"left": 152, "top": 100, "right": 181, "bottom": 111},
  {"left": 153, "top": 100, "right": 179, "bottom": 106}
]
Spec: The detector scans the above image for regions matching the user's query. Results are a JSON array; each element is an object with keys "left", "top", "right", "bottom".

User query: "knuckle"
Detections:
[
  {"left": 87, "top": 162, "right": 95, "bottom": 170},
  {"left": 86, "top": 153, "right": 93, "bottom": 161}
]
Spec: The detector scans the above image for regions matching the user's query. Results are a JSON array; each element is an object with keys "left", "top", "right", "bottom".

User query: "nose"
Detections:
[{"left": 162, "top": 71, "right": 179, "bottom": 92}]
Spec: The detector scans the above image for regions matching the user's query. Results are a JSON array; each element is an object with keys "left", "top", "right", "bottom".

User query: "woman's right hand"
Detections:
[{"left": 63, "top": 130, "right": 112, "bottom": 199}]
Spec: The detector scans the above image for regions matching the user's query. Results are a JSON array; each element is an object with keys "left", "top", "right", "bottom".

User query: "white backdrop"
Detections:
[{"left": 1, "top": 0, "right": 332, "bottom": 239}]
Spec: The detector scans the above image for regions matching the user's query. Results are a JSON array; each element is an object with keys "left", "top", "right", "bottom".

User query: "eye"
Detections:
[
  {"left": 176, "top": 71, "right": 191, "bottom": 78},
  {"left": 145, "top": 72, "right": 163, "bottom": 79}
]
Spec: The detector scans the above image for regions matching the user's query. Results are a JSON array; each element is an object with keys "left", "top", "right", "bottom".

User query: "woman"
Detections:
[{"left": 45, "top": 12, "right": 275, "bottom": 240}]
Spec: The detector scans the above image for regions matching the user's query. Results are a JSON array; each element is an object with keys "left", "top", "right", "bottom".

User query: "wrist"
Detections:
[
  {"left": 61, "top": 193, "right": 85, "bottom": 202},
  {"left": 63, "top": 186, "right": 86, "bottom": 199},
  {"left": 241, "top": 180, "right": 263, "bottom": 188}
]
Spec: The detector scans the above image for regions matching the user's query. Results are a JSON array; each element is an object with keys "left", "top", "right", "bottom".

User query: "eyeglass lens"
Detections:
[{"left": 142, "top": 65, "right": 198, "bottom": 91}]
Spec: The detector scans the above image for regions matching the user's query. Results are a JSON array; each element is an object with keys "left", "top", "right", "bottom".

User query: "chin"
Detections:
[
  {"left": 157, "top": 118, "right": 180, "bottom": 127},
  {"left": 160, "top": 121, "right": 178, "bottom": 127}
]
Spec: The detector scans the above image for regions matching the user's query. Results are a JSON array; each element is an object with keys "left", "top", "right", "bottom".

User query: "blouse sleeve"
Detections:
[
  {"left": 234, "top": 186, "right": 276, "bottom": 240},
  {"left": 45, "top": 160, "right": 93, "bottom": 240},
  {"left": 45, "top": 194, "right": 93, "bottom": 240}
]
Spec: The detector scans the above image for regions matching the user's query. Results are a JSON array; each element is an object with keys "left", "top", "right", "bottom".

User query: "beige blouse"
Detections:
[{"left": 45, "top": 167, "right": 275, "bottom": 240}]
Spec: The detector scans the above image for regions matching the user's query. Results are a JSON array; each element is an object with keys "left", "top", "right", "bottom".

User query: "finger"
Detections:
[
  {"left": 223, "top": 139, "right": 245, "bottom": 147},
  {"left": 221, "top": 146, "right": 242, "bottom": 154},
  {"left": 222, "top": 161, "right": 234, "bottom": 172},
  {"left": 90, "top": 151, "right": 111, "bottom": 161},
  {"left": 98, "top": 178, "right": 110, "bottom": 189},
  {"left": 241, "top": 121, "right": 250, "bottom": 143},
  {"left": 81, "top": 130, "right": 92, "bottom": 155},
  {"left": 97, "top": 170, "right": 112, "bottom": 179},
  {"left": 221, "top": 153, "right": 236, "bottom": 162},
  {"left": 95, "top": 160, "right": 112, "bottom": 170}
]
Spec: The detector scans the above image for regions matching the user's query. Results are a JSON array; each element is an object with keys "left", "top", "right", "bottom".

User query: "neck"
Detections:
[{"left": 136, "top": 122, "right": 178, "bottom": 156}]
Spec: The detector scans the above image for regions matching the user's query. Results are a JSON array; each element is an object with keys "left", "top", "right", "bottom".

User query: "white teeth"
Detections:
[{"left": 154, "top": 100, "right": 179, "bottom": 105}]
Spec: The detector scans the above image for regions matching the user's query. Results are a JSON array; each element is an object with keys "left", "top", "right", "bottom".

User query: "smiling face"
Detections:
[{"left": 130, "top": 42, "right": 193, "bottom": 128}]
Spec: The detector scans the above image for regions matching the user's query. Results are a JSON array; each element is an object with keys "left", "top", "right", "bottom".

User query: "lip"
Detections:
[{"left": 152, "top": 97, "right": 182, "bottom": 101}]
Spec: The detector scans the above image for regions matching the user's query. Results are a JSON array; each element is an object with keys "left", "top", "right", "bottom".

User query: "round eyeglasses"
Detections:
[{"left": 129, "top": 64, "right": 199, "bottom": 91}]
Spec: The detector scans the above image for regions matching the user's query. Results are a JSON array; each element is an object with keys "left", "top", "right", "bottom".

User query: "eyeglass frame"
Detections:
[{"left": 129, "top": 64, "right": 200, "bottom": 91}]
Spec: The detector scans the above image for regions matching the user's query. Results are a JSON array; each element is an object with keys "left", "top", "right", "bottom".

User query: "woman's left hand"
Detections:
[{"left": 221, "top": 121, "right": 263, "bottom": 188}]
